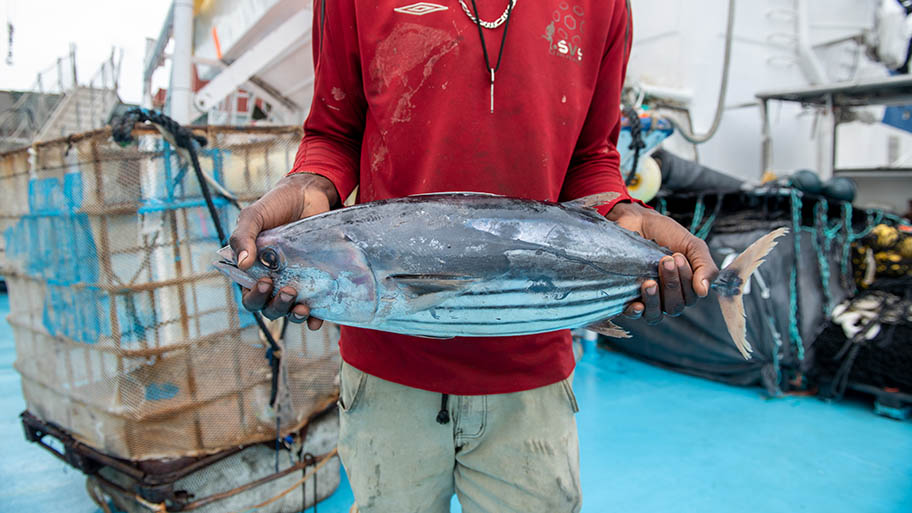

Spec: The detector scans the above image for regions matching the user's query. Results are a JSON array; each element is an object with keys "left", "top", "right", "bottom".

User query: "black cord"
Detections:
[
  {"left": 301, "top": 452, "right": 318, "bottom": 512},
  {"left": 436, "top": 393, "right": 450, "bottom": 424},
  {"left": 113, "top": 108, "right": 283, "bottom": 406},
  {"left": 622, "top": 106, "right": 645, "bottom": 186},
  {"left": 468, "top": 0, "right": 515, "bottom": 75}
]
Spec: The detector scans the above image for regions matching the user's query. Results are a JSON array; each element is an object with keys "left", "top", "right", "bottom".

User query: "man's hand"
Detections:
[
  {"left": 229, "top": 173, "right": 340, "bottom": 330},
  {"left": 606, "top": 202, "right": 719, "bottom": 324}
]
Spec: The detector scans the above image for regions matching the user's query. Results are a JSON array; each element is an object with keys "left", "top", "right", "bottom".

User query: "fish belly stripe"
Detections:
[
  {"left": 404, "top": 283, "right": 639, "bottom": 325},
  {"left": 380, "top": 308, "right": 626, "bottom": 337},
  {"left": 438, "top": 284, "right": 639, "bottom": 311},
  {"left": 435, "top": 283, "right": 639, "bottom": 317},
  {"left": 462, "top": 280, "right": 632, "bottom": 297},
  {"left": 384, "top": 303, "right": 627, "bottom": 328}
]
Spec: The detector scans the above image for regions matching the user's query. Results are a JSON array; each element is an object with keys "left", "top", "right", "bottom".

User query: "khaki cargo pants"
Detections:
[{"left": 338, "top": 362, "right": 582, "bottom": 513}]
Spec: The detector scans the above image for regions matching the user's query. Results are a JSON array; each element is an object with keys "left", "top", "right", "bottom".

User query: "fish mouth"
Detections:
[{"left": 212, "top": 246, "right": 258, "bottom": 289}]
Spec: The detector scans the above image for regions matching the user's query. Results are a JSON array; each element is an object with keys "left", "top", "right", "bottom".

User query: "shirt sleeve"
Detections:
[
  {"left": 558, "top": 0, "right": 647, "bottom": 215},
  {"left": 287, "top": 0, "right": 366, "bottom": 203}
]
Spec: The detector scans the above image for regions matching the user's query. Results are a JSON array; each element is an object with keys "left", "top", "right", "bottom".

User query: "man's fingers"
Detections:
[
  {"left": 659, "top": 256, "right": 685, "bottom": 317},
  {"left": 242, "top": 279, "right": 273, "bottom": 312},
  {"left": 289, "top": 304, "right": 311, "bottom": 324},
  {"left": 262, "top": 286, "right": 297, "bottom": 320},
  {"left": 642, "top": 280, "right": 662, "bottom": 325},
  {"left": 684, "top": 238, "right": 718, "bottom": 297},
  {"left": 230, "top": 207, "right": 264, "bottom": 270},
  {"left": 623, "top": 302, "right": 644, "bottom": 319},
  {"left": 674, "top": 253, "right": 698, "bottom": 307},
  {"left": 307, "top": 317, "right": 324, "bottom": 331}
]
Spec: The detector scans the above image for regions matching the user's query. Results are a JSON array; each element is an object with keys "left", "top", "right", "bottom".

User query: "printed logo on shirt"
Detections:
[
  {"left": 394, "top": 2, "right": 449, "bottom": 16},
  {"left": 542, "top": 2, "right": 585, "bottom": 63}
]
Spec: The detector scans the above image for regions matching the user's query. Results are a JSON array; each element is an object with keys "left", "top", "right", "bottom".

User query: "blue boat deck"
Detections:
[{"left": 1, "top": 290, "right": 910, "bottom": 512}]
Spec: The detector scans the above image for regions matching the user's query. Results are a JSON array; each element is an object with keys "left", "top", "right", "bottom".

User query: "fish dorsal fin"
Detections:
[
  {"left": 562, "top": 192, "right": 621, "bottom": 210},
  {"left": 586, "top": 319, "right": 631, "bottom": 339}
]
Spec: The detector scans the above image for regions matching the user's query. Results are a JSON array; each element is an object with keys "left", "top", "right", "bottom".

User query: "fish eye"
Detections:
[{"left": 259, "top": 248, "right": 281, "bottom": 270}]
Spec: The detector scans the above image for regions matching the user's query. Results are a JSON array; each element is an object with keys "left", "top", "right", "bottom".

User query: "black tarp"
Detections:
[{"left": 609, "top": 192, "right": 853, "bottom": 395}]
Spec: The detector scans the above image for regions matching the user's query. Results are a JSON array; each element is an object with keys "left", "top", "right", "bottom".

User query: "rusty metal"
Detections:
[{"left": 27, "top": 404, "right": 339, "bottom": 512}]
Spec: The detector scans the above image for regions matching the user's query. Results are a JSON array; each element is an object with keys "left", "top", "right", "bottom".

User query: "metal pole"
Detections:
[
  {"left": 830, "top": 94, "right": 838, "bottom": 177},
  {"left": 760, "top": 99, "right": 771, "bottom": 177},
  {"left": 56, "top": 57, "right": 64, "bottom": 92},
  {"left": 69, "top": 43, "right": 78, "bottom": 88},
  {"left": 171, "top": 0, "right": 195, "bottom": 124}
]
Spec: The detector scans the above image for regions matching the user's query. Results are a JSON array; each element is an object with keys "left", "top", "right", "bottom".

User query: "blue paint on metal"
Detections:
[
  {"left": 5, "top": 173, "right": 111, "bottom": 343},
  {"left": 874, "top": 401, "right": 911, "bottom": 421},
  {"left": 43, "top": 286, "right": 109, "bottom": 344},
  {"left": 145, "top": 382, "right": 180, "bottom": 401},
  {"left": 618, "top": 116, "right": 674, "bottom": 173},
  {"left": 162, "top": 138, "right": 176, "bottom": 202},
  {"left": 137, "top": 197, "right": 231, "bottom": 214},
  {"left": 883, "top": 105, "right": 912, "bottom": 134}
]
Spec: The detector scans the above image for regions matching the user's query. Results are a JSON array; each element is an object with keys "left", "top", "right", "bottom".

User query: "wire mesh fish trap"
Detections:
[{"left": 0, "top": 126, "right": 340, "bottom": 461}]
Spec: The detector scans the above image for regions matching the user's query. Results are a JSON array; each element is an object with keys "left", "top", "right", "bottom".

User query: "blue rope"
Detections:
[
  {"left": 839, "top": 203, "right": 889, "bottom": 292},
  {"left": 689, "top": 196, "right": 705, "bottom": 234},
  {"left": 789, "top": 267, "right": 805, "bottom": 361},
  {"left": 811, "top": 199, "right": 833, "bottom": 314},
  {"left": 789, "top": 190, "right": 805, "bottom": 361},
  {"left": 840, "top": 202, "right": 853, "bottom": 288},
  {"left": 695, "top": 210, "right": 718, "bottom": 240}
]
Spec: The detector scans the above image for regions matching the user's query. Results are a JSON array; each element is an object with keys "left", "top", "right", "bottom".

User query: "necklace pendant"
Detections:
[{"left": 490, "top": 68, "right": 495, "bottom": 114}]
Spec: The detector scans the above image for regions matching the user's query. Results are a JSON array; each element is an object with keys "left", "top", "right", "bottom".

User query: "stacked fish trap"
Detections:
[{"left": 0, "top": 126, "right": 341, "bottom": 508}]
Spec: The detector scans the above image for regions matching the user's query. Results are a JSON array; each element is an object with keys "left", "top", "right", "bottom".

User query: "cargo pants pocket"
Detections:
[{"left": 338, "top": 362, "right": 367, "bottom": 413}]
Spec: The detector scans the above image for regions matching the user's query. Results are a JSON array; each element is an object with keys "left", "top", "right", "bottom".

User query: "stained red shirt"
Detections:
[{"left": 289, "top": 0, "right": 636, "bottom": 394}]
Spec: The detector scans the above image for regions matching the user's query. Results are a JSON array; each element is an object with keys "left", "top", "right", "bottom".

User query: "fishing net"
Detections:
[
  {"left": 0, "top": 126, "right": 340, "bottom": 461},
  {"left": 813, "top": 280, "right": 912, "bottom": 397}
]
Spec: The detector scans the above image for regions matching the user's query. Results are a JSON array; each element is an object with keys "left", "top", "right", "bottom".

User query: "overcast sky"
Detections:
[{"left": 1, "top": 0, "right": 173, "bottom": 104}]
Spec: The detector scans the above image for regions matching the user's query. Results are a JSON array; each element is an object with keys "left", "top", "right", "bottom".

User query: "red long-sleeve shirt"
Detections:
[{"left": 290, "top": 0, "right": 635, "bottom": 394}]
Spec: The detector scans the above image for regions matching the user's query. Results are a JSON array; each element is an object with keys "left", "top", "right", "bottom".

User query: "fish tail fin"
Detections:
[{"left": 714, "top": 228, "right": 789, "bottom": 359}]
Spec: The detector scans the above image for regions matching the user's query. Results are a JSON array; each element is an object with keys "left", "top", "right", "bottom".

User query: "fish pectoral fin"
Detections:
[
  {"left": 386, "top": 274, "right": 480, "bottom": 313},
  {"left": 562, "top": 192, "right": 621, "bottom": 211},
  {"left": 387, "top": 274, "right": 479, "bottom": 294},
  {"left": 586, "top": 319, "right": 631, "bottom": 339}
]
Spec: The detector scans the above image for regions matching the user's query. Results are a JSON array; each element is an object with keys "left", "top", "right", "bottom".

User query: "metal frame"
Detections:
[
  {"left": 21, "top": 406, "right": 337, "bottom": 511},
  {"left": 193, "top": 9, "right": 312, "bottom": 114},
  {"left": 757, "top": 74, "right": 912, "bottom": 177}
]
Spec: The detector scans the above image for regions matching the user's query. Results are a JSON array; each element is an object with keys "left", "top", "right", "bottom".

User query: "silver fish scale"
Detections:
[{"left": 247, "top": 193, "right": 670, "bottom": 337}]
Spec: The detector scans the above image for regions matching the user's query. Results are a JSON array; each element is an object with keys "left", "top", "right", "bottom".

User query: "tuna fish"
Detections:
[{"left": 214, "top": 192, "right": 787, "bottom": 359}]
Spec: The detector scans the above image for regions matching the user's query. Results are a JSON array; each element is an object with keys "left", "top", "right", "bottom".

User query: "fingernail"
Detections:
[
  {"left": 292, "top": 312, "right": 307, "bottom": 321},
  {"left": 257, "top": 282, "right": 270, "bottom": 293},
  {"left": 237, "top": 250, "right": 248, "bottom": 265},
  {"left": 280, "top": 292, "right": 293, "bottom": 302},
  {"left": 701, "top": 279, "right": 710, "bottom": 295},
  {"left": 634, "top": 305, "right": 644, "bottom": 313},
  {"left": 647, "top": 285, "right": 657, "bottom": 295},
  {"left": 663, "top": 259, "right": 675, "bottom": 271},
  {"left": 674, "top": 254, "right": 687, "bottom": 267}
]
